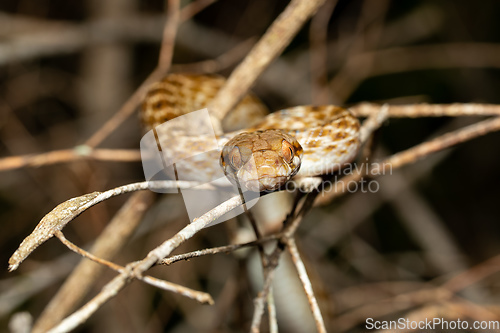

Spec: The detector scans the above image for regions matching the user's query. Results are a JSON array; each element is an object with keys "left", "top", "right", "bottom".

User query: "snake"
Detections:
[{"left": 140, "top": 74, "right": 361, "bottom": 192}]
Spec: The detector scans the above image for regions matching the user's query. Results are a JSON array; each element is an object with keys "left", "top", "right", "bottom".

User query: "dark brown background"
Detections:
[{"left": 1, "top": 0, "right": 500, "bottom": 332}]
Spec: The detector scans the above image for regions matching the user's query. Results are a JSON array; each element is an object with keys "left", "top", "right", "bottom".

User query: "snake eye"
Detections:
[
  {"left": 281, "top": 140, "right": 295, "bottom": 163},
  {"left": 228, "top": 146, "right": 243, "bottom": 169}
]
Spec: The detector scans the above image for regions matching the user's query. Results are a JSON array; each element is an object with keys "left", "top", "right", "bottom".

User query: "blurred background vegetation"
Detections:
[{"left": 1, "top": 0, "right": 500, "bottom": 332}]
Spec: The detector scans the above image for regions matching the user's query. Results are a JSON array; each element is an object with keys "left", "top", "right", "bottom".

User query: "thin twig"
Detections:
[
  {"left": 443, "top": 254, "right": 500, "bottom": 293},
  {"left": 8, "top": 180, "right": 211, "bottom": 271},
  {"left": 54, "top": 231, "right": 213, "bottom": 304},
  {"left": 84, "top": 0, "right": 208, "bottom": 149},
  {"left": 329, "top": 0, "right": 389, "bottom": 104},
  {"left": 315, "top": 115, "right": 500, "bottom": 205},
  {"left": 160, "top": 234, "right": 280, "bottom": 265},
  {"left": 208, "top": 0, "right": 327, "bottom": 121},
  {"left": 250, "top": 247, "right": 282, "bottom": 333},
  {"left": 351, "top": 102, "right": 500, "bottom": 118},
  {"left": 267, "top": 289, "right": 278, "bottom": 333},
  {"left": 286, "top": 237, "right": 327, "bottom": 333},
  {"left": 55, "top": 231, "right": 130, "bottom": 272},
  {"left": 0, "top": 2, "right": 216, "bottom": 152},
  {"left": 47, "top": 194, "right": 244, "bottom": 333},
  {"left": 83, "top": 69, "right": 167, "bottom": 148},
  {"left": 171, "top": 37, "right": 257, "bottom": 73},
  {"left": 358, "top": 104, "right": 389, "bottom": 143},
  {"left": 309, "top": 0, "right": 338, "bottom": 104},
  {"left": 179, "top": 0, "right": 218, "bottom": 21},
  {"left": 0, "top": 148, "right": 141, "bottom": 172},
  {"left": 32, "top": 191, "right": 156, "bottom": 332},
  {"left": 331, "top": 43, "right": 500, "bottom": 103},
  {"left": 158, "top": 0, "right": 180, "bottom": 70},
  {"left": 250, "top": 190, "right": 319, "bottom": 331},
  {"left": 334, "top": 287, "right": 452, "bottom": 332},
  {"left": 384, "top": 116, "right": 500, "bottom": 169}
]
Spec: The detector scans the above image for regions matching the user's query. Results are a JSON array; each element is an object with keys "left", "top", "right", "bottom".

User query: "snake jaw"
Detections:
[
  {"left": 220, "top": 130, "right": 303, "bottom": 192},
  {"left": 224, "top": 156, "right": 294, "bottom": 192}
]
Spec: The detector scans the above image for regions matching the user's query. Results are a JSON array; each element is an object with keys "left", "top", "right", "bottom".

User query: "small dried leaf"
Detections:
[{"left": 8, "top": 192, "right": 101, "bottom": 271}]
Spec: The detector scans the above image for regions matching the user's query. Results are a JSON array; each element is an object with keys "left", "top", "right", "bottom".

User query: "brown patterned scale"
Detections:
[{"left": 141, "top": 74, "right": 361, "bottom": 191}]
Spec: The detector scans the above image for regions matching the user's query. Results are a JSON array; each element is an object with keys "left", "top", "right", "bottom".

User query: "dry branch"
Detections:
[
  {"left": 32, "top": 191, "right": 155, "bottom": 333},
  {"left": 8, "top": 181, "right": 210, "bottom": 271},
  {"left": 47, "top": 194, "right": 244, "bottom": 333},
  {"left": 286, "top": 237, "right": 327, "bottom": 333},
  {"left": 315, "top": 114, "right": 500, "bottom": 205},
  {"left": 208, "top": 0, "right": 327, "bottom": 121}
]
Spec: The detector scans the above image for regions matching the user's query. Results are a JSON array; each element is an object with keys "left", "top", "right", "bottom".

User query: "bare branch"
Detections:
[
  {"left": 0, "top": 148, "right": 141, "bottom": 172},
  {"left": 160, "top": 234, "right": 280, "bottom": 266},
  {"left": 351, "top": 102, "right": 500, "bottom": 118},
  {"left": 8, "top": 180, "right": 209, "bottom": 271},
  {"left": 309, "top": 0, "right": 338, "bottom": 104},
  {"left": 158, "top": 0, "right": 180, "bottom": 70},
  {"left": 315, "top": 115, "right": 500, "bottom": 205},
  {"left": 286, "top": 237, "right": 327, "bottom": 333},
  {"left": 32, "top": 191, "right": 155, "bottom": 332},
  {"left": 47, "top": 194, "right": 244, "bottom": 333},
  {"left": 358, "top": 104, "right": 389, "bottom": 143},
  {"left": 209, "top": 0, "right": 327, "bottom": 121},
  {"left": 55, "top": 230, "right": 213, "bottom": 304}
]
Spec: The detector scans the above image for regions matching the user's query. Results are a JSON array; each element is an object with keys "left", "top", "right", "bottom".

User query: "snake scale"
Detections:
[{"left": 140, "top": 74, "right": 361, "bottom": 192}]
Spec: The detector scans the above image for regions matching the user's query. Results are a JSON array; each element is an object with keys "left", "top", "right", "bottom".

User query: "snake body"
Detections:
[{"left": 140, "top": 74, "right": 360, "bottom": 191}]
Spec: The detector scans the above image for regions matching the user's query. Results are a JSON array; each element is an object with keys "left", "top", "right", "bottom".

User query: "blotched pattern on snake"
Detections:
[{"left": 140, "top": 74, "right": 360, "bottom": 192}]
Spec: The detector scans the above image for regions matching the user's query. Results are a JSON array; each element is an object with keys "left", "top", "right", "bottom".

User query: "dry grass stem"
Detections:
[{"left": 286, "top": 237, "right": 327, "bottom": 333}]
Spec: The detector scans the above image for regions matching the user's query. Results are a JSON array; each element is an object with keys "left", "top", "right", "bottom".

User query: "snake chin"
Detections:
[
  {"left": 223, "top": 159, "right": 298, "bottom": 192},
  {"left": 242, "top": 176, "right": 289, "bottom": 192}
]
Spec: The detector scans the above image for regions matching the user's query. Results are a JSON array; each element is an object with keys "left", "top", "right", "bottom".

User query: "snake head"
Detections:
[{"left": 220, "top": 129, "right": 303, "bottom": 192}]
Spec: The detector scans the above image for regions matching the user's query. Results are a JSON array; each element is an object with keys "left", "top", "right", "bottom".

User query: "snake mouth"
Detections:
[
  {"left": 220, "top": 156, "right": 293, "bottom": 192},
  {"left": 229, "top": 161, "right": 294, "bottom": 192},
  {"left": 221, "top": 152, "right": 301, "bottom": 192},
  {"left": 236, "top": 174, "right": 290, "bottom": 192}
]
